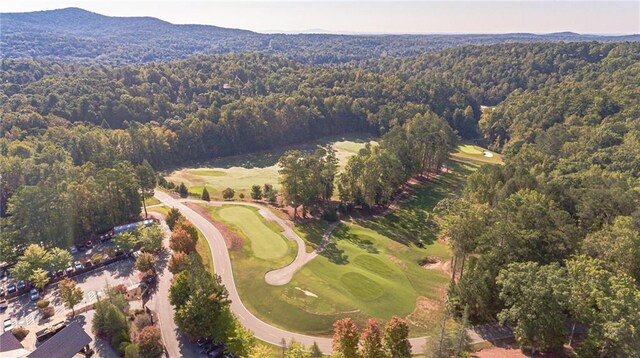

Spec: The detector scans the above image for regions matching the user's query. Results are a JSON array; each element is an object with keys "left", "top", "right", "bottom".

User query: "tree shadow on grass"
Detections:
[
  {"left": 331, "top": 224, "right": 379, "bottom": 254},
  {"left": 320, "top": 242, "right": 349, "bottom": 265}
]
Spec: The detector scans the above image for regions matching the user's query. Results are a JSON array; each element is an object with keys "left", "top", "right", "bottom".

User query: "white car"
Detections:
[
  {"left": 74, "top": 261, "right": 83, "bottom": 271},
  {"left": 29, "top": 288, "right": 39, "bottom": 301},
  {"left": 3, "top": 319, "right": 12, "bottom": 333}
]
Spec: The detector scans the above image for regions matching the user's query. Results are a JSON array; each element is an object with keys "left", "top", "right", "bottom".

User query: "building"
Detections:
[
  {"left": 0, "top": 331, "right": 30, "bottom": 358},
  {"left": 27, "top": 321, "right": 92, "bottom": 358}
]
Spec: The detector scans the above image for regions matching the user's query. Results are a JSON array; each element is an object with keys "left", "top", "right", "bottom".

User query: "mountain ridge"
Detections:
[{"left": 2, "top": 7, "right": 638, "bottom": 65}]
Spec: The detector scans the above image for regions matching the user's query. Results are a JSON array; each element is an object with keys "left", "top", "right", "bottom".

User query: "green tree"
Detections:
[
  {"left": 138, "top": 225, "right": 164, "bottom": 252},
  {"left": 567, "top": 256, "right": 640, "bottom": 357},
  {"left": 497, "top": 262, "right": 569, "bottom": 353},
  {"left": 383, "top": 316, "right": 411, "bottom": 358},
  {"left": 332, "top": 318, "right": 359, "bottom": 358},
  {"left": 582, "top": 216, "right": 640, "bottom": 281},
  {"left": 225, "top": 315, "right": 257, "bottom": 357},
  {"left": 222, "top": 187, "right": 235, "bottom": 200},
  {"left": 285, "top": 340, "right": 312, "bottom": 358},
  {"left": 49, "top": 247, "right": 73, "bottom": 274},
  {"left": 178, "top": 182, "right": 189, "bottom": 198},
  {"left": 136, "top": 160, "right": 156, "bottom": 218},
  {"left": 201, "top": 187, "right": 210, "bottom": 202},
  {"left": 360, "top": 319, "right": 384, "bottom": 358},
  {"left": 166, "top": 208, "right": 183, "bottom": 230},
  {"left": 30, "top": 268, "right": 49, "bottom": 291},
  {"left": 310, "top": 342, "right": 322, "bottom": 358},
  {"left": 124, "top": 343, "right": 140, "bottom": 358},
  {"left": 59, "top": 277, "right": 84, "bottom": 317},
  {"left": 135, "top": 252, "right": 156, "bottom": 273},
  {"left": 250, "top": 185, "right": 262, "bottom": 200},
  {"left": 114, "top": 232, "right": 138, "bottom": 254}
]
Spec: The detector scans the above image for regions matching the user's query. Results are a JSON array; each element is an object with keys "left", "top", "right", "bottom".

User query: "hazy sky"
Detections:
[{"left": 1, "top": 1, "right": 638, "bottom": 34}]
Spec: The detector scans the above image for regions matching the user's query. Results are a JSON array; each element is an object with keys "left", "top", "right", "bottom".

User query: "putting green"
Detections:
[
  {"left": 340, "top": 272, "right": 385, "bottom": 301},
  {"left": 218, "top": 206, "right": 289, "bottom": 260}
]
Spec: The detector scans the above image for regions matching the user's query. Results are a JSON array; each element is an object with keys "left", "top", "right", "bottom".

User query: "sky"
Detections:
[{"left": 1, "top": 1, "right": 638, "bottom": 35}]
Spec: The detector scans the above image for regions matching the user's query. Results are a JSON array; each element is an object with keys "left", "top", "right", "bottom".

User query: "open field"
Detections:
[
  {"left": 165, "top": 133, "right": 375, "bottom": 198},
  {"left": 452, "top": 144, "right": 503, "bottom": 165},
  {"left": 196, "top": 161, "right": 476, "bottom": 337}
]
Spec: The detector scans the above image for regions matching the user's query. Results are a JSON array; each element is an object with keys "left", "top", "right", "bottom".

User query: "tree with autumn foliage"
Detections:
[
  {"left": 137, "top": 325, "right": 163, "bottom": 358},
  {"left": 169, "top": 227, "right": 197, "bottom": 253},
  {"left": 360, "top": 319, "right": 384, "bottom": 358},
  {"left": 332, "top": 318, "right": 359, "bottom": 358},
  {"left": 168, "top": 252, "right": 190, "bottom": 274},
  {"left": 383, "top": 316, "right": 411, "bottom": 357}
]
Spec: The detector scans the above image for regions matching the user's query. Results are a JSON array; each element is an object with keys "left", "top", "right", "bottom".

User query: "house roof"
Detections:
[
  {"left": 28, "top": 322, "right": 92, "bottom": 358},
  {"left": 0, "top": 331, "right": 24, "bottom": 352}
]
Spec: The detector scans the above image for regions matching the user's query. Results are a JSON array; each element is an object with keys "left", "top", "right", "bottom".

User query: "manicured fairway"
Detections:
[
  {"left": 165, "top": 134, "right": 375, "bottom": 198},
  {"left": 218, "top": 206, "right": 289, "bottom": 260}
]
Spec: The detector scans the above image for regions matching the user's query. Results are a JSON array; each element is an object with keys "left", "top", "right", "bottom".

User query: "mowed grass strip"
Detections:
[{"left": 218, "top": 206, "right": 289, "bottom": 260}]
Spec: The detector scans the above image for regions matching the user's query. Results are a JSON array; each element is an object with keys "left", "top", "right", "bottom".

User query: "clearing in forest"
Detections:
[{"left": 165, "top": 133, "right": 375, "bottom": 198}]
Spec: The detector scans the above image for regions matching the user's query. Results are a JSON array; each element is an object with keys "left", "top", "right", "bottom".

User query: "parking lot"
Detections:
[{"left": 1, "top": 258, "right": 138, "bottom": 350}]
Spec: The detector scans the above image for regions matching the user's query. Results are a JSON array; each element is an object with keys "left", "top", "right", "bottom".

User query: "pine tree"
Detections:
[
  {"left": 178, "top": 182, "right": 189, "bottom": 198},
  {"left": 201, "top": 187, "right": 210, "bottom": 201}
]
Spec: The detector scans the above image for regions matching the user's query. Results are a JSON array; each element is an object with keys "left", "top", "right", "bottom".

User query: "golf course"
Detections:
[
  {"left": 191, "top": 160, "right": 479, "bottom": 337},
  {"left": 165, "top": 134, "right": 376, "bottom": 198}
]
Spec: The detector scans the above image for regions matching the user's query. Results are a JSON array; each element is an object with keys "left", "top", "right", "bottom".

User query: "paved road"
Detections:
[
  {"left": 156, "top": 191, "right": 441, "bottom": 354},
  {"left": 147, "top": 212, "right": 200, "bottom": 358},
  {"left": 181, "top": 198, "right": 337, "bottom": 286}
]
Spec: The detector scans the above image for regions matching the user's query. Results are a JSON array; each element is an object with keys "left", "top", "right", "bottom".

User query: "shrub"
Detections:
[
  {"left": 239, "top": 193, "right": 245, "bottom": 199},
  {"left": 12, "top": 327, "right": 29, "bottom": 341},
  {"left": 222, "top": 187, "right": 235, "bottom": 200},
  {"left": 134, "top": 313, "right": 153, "bottom": 330},
  {"left": 138, "top": 325, "right": 163, "bottom": 358},
  {"left": 322, "top": 206, "right": 339, "bottom": 222},
  {"left": 41, "top": 306, "right": 55, "bottom": 318},
  {"left": 36, "top": 299, "right": 50, "bottom": 309},
  {"left": 125, "top": 343, "right": 141, "bottom": 358}
]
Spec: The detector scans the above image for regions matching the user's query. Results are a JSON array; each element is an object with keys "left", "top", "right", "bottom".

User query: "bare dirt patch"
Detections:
[
  {"left": 185, "top": 203, "right": 243, "bottom": 250},
  {"left": 420, "top": 257, "right": 451, "bottom": 273},
  {"left": 405, "top": 296, "right": 441, "bottom": 328}
]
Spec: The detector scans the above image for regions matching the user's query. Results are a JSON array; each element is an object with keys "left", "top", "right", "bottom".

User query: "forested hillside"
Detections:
[
  {"left": 2, "top": 8, "right": 638, "bottom": 65},
  {"left": 1, "top": 40, "right": 639, "bottom": 355}
]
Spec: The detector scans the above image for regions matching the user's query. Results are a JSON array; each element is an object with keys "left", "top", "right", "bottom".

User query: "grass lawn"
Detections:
[
  {"left": 451, "top": 144, "right": 503, "bottom": 165},
  {"left": 165, "top": 133, "right": 375, "bottom": 199},
  {"left": 219, "top": 206, "right": 290, "bottom": 260},
  {"left": 148, "top": 205, "right": 170, "bottom": 216},
  {"left": 195, "top": 228, "right": 215, "bottom": 275},
  {"left": 194, "top": 161, "right": 478, "bottom": 337},
  {"left": 144, "top": 196, "right": 161, "bottom": 206}
]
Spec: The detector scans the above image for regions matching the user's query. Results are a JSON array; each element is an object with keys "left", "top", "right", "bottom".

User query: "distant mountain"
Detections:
[{"left": 2, "top": 7, "right": 638, "bottom": 64}]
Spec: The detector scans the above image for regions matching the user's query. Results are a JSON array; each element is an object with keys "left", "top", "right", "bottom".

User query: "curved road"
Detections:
[{"left": 155, "top": 191, "right": 431, "bottom": 354}]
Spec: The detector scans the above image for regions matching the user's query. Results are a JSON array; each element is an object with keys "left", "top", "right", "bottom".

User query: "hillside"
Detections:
[{"left": 2, "top": 7, "right": 638, "bottom": 64}]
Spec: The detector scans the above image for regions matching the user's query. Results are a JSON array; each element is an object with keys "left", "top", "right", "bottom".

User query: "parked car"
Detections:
[
  {"left": 74, "top": 261, "right": 83, "bottom": 271},
  {"left": 99, "top": 234, "right": 112, "bottom": 243},
  {"left": 29, "top": 288, "right": 39, "bottom": 301},
  {"left": 69, "top": 246, "right": 78, "bottom": 254},
  {"left": 0, "top": 287, "right": 5, "bottom": 297},
  {"left": 56, "top": 270, "right": 64, "bottom": 277},
  {"left": 17, "top": 280, "right": 26, "bottom": 290},
  {"left": 6, "top": 282, "right": 16, "bottom": 294},
  {"left": 84, "top": 261, "right": 93, "bottom": 268},
  {"left": 3, "top": 319, "right": 13, "bottom": 333},
  {"left": 77, "top": 243, "right": 86, "bottom": 251},
  {"left": 86, "top": 240, "right": 93, "bottom": 249},
  {"left": 0, "top": 300, "right": 7, "bottom": 312},
  {"left": 65, "top": 266, "right": 74, "bottom": 275}
]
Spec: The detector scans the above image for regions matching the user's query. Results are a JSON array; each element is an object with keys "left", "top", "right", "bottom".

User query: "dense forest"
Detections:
[
  {"left": 2, "top": 8, "right": 638, "bottom": 65},
  {"left": 1, "top": 37, "right": 639, "bottom": 355}
]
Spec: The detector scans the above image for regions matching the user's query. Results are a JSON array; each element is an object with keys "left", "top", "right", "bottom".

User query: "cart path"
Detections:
[{"left": 155, "top": 191, "right": 513, "bottom": 354}]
